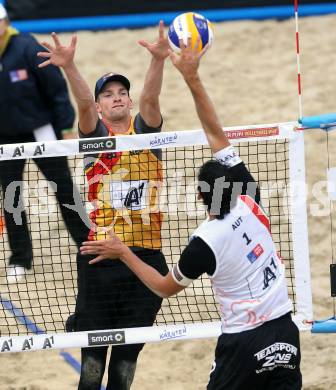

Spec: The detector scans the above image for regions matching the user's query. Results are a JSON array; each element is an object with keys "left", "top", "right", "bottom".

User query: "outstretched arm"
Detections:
[
  {"left": 80, "top": 234, "right": 185, "bottom": 298},
  {"left": 169, "top": 37, "right": 230, "bottom": 153},
  {"left": 37, "top": 33, "right": 98, "bottom": 135},
  {"left": 138, "top": 20, "right": 169, "bottom": 128}
]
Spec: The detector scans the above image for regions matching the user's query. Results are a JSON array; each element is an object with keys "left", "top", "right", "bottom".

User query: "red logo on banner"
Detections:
[{"left": 225, "top": 127, "right": 279, "bottom": 140}]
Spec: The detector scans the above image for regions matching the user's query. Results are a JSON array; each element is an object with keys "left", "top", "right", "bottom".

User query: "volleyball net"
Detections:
[{"left": 0, "top": 123, "right": 313, "bottom": 353}]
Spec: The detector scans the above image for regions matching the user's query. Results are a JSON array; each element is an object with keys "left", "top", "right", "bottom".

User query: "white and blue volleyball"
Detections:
[{"left": 168, "top": 12, "right": 214, "bottom": 54}]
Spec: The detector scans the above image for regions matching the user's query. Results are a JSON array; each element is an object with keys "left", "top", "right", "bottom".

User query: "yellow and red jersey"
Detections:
[{"left": 83, "top": 115, "right": 163, "bottom": 249}]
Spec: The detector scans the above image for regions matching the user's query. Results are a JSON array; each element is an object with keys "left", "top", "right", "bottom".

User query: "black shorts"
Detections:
[
  {"left": 207, "top": 313, "right": 302, "bottom": 390},
  {"left": 72, "top": 248, "right": 168, "bottom": 331}
]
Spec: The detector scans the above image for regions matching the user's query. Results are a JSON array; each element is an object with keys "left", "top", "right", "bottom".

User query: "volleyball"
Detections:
[{"left": 168, "top": 12, "right": 214, "bottom": 54}]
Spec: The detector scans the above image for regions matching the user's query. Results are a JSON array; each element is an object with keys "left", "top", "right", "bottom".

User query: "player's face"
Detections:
[
  {"left": 96, "top": 81, "right": 132, "bottom": 122},
  {"left": 0, "top": 19, "right": 8, "bottom": 38}
]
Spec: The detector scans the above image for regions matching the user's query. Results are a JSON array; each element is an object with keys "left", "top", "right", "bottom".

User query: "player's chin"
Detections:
[{"left": 110, "top": 109, "right": 128, "bottom": 120}]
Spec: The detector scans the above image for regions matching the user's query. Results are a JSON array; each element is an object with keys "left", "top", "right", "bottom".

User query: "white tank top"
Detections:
[{"left": 192, "top": 195, "right": 293, "bottom": 333}]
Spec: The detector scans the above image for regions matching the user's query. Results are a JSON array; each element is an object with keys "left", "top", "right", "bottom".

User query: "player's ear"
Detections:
[{"left": 96, "top": 101, "right": 102, "bottom": 114}]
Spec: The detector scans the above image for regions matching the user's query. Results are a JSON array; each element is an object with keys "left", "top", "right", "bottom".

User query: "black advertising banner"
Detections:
[{"left": 5, "top": 0, "right": 336, "bottom": 20}]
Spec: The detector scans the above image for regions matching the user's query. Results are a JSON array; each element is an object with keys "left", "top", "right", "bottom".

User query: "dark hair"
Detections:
[{"left": 197, "top": 160, "right": 259, "bottom": 219}]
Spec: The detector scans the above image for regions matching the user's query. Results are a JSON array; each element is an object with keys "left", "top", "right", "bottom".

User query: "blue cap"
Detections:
[{"left": 94, "top": 72, "right": 130, "bottom": 101}]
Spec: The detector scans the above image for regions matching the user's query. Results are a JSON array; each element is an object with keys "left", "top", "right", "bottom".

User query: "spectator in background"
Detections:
[{"left": 0, "top": 4, "right": 89, "bottom": 283}]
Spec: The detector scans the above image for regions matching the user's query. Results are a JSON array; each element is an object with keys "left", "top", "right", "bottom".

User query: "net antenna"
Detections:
[{"left": 294, "top": 0, "right": 303, "bottom": 121}]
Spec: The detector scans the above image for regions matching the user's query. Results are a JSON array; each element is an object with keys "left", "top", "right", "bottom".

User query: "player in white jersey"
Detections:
[{"left": 80, "top": 37, "right": 302, "bottom": 390}]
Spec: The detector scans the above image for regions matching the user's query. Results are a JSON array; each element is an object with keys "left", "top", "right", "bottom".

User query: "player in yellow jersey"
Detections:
[{"left": 38, "top": 23, "right": 169, "bottom": 390}]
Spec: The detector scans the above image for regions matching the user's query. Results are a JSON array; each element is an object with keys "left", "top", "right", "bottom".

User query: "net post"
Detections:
[{"left": 289, "top": 129, "right": 313, "bottom": 330}]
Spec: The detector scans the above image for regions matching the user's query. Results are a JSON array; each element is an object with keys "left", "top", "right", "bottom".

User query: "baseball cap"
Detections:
[
  {"left": 94, "top": 72, "right": 131, "bottom": 101},
  {"left": 0, "top": 4, "right": 8, "bottom": 19}
]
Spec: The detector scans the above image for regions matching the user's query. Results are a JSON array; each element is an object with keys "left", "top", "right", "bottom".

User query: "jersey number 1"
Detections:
[{"left": 243, "top": 232, "right": 252, "bottom": 245}]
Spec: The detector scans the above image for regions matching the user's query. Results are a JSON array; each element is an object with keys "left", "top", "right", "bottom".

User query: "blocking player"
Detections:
[
  {"left": 81, "top": 38, "right": 302, "bottom": 390},
  {"left": 38, "top": 23, "right": 169, "bottom": 390}
]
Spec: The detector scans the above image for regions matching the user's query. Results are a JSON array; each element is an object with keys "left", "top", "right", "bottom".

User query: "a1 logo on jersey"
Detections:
[
  {"left": 110, "top": 180, "right": 148, "bottom": 210},
  {"left": 247, "top": 244, "right": 264, "bottom": 263}
]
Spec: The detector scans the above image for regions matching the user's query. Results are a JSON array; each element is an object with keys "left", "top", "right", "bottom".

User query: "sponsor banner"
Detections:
[
  {"left": 79, "top": 137, "right": 116, "bottom": 153},
  {"left": 116, "top": 130, "right": 206, "bottom": 151},
  {"left": 149, "top": 133, "right": 178, "bottom": 148},
  {"left": 0, "top": 318, "right": 310, "bottom": 354},
  {"left": 88, "top": 330, "right": 126, "bottom": 346},
  {"left": 225, "top": 127, "right": 279, "bottom": 140},
  {"left": 0, "top": 123, "right": 296, "bottom": 162},
  {"left": 159, "top": 325, "right": 187, "bottom": 341},
  {"left": 0, "top": 334, "right": 72, "bottom": 353},
  {"left": 0, "top": 140, "right": 79, "bottom": 160}
]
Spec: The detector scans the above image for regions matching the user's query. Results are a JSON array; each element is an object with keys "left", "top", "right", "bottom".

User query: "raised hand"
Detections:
[
  {"left": 138, "top": 20, "right": 170, "bottom": 60},
  {"left": 37, "top": 32, "right": 77, "bottom": 69},
  {"left": 169, "top": 35, "right": 209, "bottom": 80}
]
